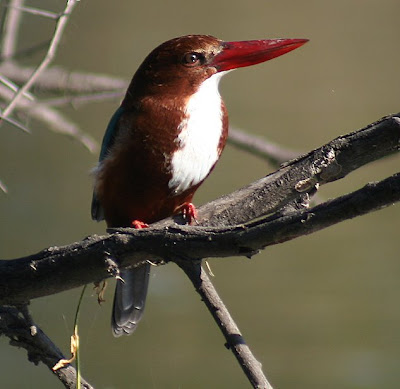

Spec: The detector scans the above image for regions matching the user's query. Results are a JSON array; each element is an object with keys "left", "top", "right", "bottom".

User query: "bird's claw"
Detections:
[
  {"left": 131, "top": 220, "right": 149, "bottom": 229},
  {"left": 180, "top": 202, "right": 198, "bottom": 225}
]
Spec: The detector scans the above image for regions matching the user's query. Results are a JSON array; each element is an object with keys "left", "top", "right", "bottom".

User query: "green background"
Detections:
[{"left": 1, "top": 0, "right": 399, "bottom": 388}]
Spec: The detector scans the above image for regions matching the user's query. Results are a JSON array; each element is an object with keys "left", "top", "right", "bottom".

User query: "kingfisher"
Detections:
[{"left": 91, "top": 34, "right": 308, "bottom": 336}]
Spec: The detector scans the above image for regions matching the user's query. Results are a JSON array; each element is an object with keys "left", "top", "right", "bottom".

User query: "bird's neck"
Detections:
[
  {"left": 119, "top": 71, "right": 229, "bottom": 197},
  {"left": 168, "top": 72, "right": 228, "bottom": 195}
]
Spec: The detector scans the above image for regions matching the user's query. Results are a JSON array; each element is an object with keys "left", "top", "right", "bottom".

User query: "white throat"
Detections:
[{"left": 168, "top": 71, "right": 226, "bottom": 195}]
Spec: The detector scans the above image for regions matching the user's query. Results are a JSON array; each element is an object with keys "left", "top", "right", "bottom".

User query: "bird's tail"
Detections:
[{"left": 111, "top": 263, "right": 151, "bottom": 336}]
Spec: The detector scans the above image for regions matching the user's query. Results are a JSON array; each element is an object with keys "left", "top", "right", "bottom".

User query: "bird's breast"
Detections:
[{"left": 168, "top": 72, "right": 227, "bottom": 195}]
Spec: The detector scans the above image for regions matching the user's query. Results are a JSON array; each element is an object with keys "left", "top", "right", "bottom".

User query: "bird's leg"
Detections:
[
  {"left": 131, "top": 220, "right": 149, "bottom": 229},
  {"left": 179, "top": 202, "right": 198, "bottom": 225}
]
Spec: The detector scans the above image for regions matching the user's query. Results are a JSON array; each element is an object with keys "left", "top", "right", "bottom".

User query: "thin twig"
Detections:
[
  {"left": 0, "top": 62, "right": 128, "bottom": 93},
  {"left": 1, "top": 113, "right": 30, "bottom": 133},
  {"left": 0, "top": 59, "right": 300, "bottom": 164},
  {"left": 0, "top": 74, "right": 35, "bottom": 100},
  {"left": 1, "top": 0, "right": 24, "bottom": 59},
  {"left": 229, "top": 126, "right": 300, "bottom": 166},
  {"left": 0, "top": 179, "right": 8, "bottom": 193},
  {"left": 28, "top": 103, "right": 99, "bottom": 153},
  {"left": 1, "top": 0, "right": 79, "bottom": 120},
  {"left": 0, "top": 84, "right": 98, "bottom": 152},
  {"left": 40, "top": 91, "right": 124, "bottom": 108},
  {"left": 177, "top": 261, "right": 273, "bottom": 389},
  {"left": 6, "top": 5, "right": 59, "bottom": 19}
]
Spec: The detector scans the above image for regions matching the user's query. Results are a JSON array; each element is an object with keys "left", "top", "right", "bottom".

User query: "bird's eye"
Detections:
[{"left": 182, "top": 52, "right": 203, "bottom": 66}]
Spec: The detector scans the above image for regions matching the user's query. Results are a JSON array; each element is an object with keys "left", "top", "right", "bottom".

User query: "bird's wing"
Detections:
[{"left": 91, "top": 106, "right": 125, "bottom": 221}]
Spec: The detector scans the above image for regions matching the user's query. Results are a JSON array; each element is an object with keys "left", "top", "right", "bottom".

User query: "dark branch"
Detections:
[
  {"left": 0, "top": 113, "right": 399, "bottom": 305},
  {"left": 0, "top": 112, "right": 399, "bottom": 389},
  {"left": 0, "top": 305, "right": 94, "bottom": 389}
]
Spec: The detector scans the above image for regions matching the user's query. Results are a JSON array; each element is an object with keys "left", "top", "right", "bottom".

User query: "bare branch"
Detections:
[
  {"left": 229, "top": 126, "right": 300, "bottom": 165},
  {"left": 1, "top": 0, "right": 24, "bottom": 60},
  {"left": 0, "top": 305, "right": 94, "bottom": 389},
  {"left": 1, "top": 0, "right": 79, "bottom": 119},
  {"left": 0, "top": 111, "right": 398, "bottom": 388},
  {"left": 2, "top": 173, "right": 398, "bottom": 389},
  {"left": 40, "top": 91, "right": 124, "bottom": 108},
  {"left": 0, "top": 62, "right": 128, "bottom": 93},
  {"left": 0, "top": 111, "right": 30, "bottom": 132},
  {"left": 7, "top": 5, "right": 60, "bottom": 20},
  {"left": 0, "top": 113, "right": 398, "bottom": 304},
  {"left": 177, "top": 261, "right": 273, "bottom": 389},
  {"left": 0, "top": 59, "right": 300, "bottom": 165},
  {"left": 0, "top": 74, "right": 35, "bottom": 100},
  {"left": 0, "top": 84, "right": 98, "bottom": 152},
  {"left": 196, "top": 114, "right": 400, "bottom": 227},
  {"left": 27, "top": 103, "right": 99, "bottom": 153},
  {"left": 0, "top": 179, "right": 8, "bottom": 193}
]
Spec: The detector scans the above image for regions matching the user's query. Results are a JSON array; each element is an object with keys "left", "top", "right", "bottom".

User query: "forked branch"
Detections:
[
  {"left": 0, "top": 113, "right": 399, "bottom": 389},
  {"left": 0, "top": 113, "right": 399, "bottom": 303}
]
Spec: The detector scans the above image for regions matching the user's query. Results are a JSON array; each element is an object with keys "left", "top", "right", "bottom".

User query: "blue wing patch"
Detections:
[
  {"left": 99, "top": 106, "right": 126, "bottom": 162},
  {"left": 91, "top": 106, "right": 125, "bottom": 221}
]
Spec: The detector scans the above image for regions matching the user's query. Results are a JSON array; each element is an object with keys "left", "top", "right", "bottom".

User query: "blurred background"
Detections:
[{"left": 1, "top": 0, "right": 399, "bottom": 388}]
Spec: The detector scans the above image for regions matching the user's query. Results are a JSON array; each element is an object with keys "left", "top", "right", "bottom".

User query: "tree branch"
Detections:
[
  {"left": 0, "top": 62, "right": 128, "bottom": 93},
  {"left": 0, "top": 305, "right": 94, "bottom": 389},
  {"left": 1, "top": 0, "right": 79, "bottom": 120},
  {"left": 0, "top": 113, "right": 398, "bottom": 304},
  {"left": 177, "top": 261, "right": 273, "bottom": 389},
  {"left": 1, "top": 0, "right": 24, "bottom": 60},
  {"left": 0, "top": 113, "right": 398, "bottom": 388},
  {"left": 2, "top": 2, "right": 397, "bottom": 388},
  {"left": 228, "top": 126, "right": 300, "bottom": 165},
  {"left": 0, "top": 83, "right": 98, "bottom": 152}
]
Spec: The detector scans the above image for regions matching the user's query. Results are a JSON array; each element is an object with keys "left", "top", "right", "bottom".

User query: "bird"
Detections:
[{"left": 91, "top": 34, "right": 308, "bottom": 336}]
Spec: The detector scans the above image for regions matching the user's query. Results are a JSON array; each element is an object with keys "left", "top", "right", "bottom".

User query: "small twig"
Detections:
[
  {"left": 0, "top": 84, "right": 98, "bottom": 152},
  {"left": 1, "top": 113, "right": 30, "bottom": 133},
  {"left": 0, "top": 74, "right": 35, "bottom": 100},
  {"left": 0, "top": 62, "right": 128, "bottom": 93},
  {"left": 40, "top": 91, "right": 124, "bottom": 108},
  {"left": 1, "top": 0, "right": 24, "bottom": 60},
  {"left": 7, "top": 5, "right": 59, "bottom": 19},
  {"left": 229, "top": 126, "right": 300, "bottom": 166},
  {"left": 1, "top": 0, "right": 79, "bottom": 120},
  {"left": 0, "top": 179, "right": 8, "bottom": 193},
  {"left": 28, "top": 103, "right": 99, "bottom": 153},
  {"left": 177, "top": 261, "right": 273, "bottom": 389}
]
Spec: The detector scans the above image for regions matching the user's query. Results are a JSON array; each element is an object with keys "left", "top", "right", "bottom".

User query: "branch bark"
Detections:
[
  {"left": 0, "top": 113, "right": 399, "bottom": 304},
  {"left": 0, "top": 112, "right": 399, "bottom": 389},
  {"left": 0, "top": 305, "right": 94, "bottom": 388},
  {"left": 177, "top": 261, "right": 273, "bottom": 389}
]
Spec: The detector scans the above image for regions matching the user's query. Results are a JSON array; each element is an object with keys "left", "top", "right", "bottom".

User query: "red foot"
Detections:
[
  {"left": 131, "top": 220, "right": 149, "bottom": 229},
  {"left": 180, "top": 202, "right": 198, "bottom": 225}
]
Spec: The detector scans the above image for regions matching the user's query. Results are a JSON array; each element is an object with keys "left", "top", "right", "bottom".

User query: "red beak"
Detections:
[{"left": 212, "top": 38, "right": 308, "bottom": 72}]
